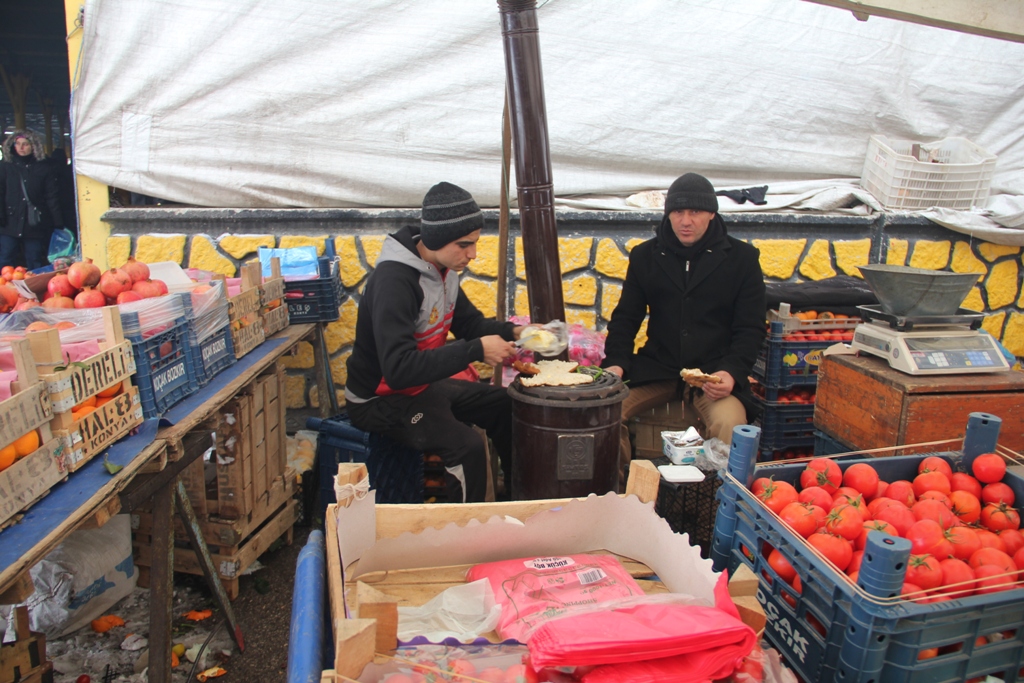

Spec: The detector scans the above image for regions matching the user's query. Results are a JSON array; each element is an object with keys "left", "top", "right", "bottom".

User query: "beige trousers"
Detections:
[{"left": 618, "top": 380, "right": 747, "bottom": 473}]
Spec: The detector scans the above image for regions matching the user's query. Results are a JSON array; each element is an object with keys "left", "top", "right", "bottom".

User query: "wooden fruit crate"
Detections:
[
  {"left": 0, "top": 606, "right": 53, "bottom": 683},
  {"left": 259, "top": 256, "right": 286, "bottom": 307},
  {"left": 222, "top": 261, "right": 262, "bottom": 321},
  {"left": 28, "top": 307, "right": 136, "bottom": 414},
  {"left": 231, "top": 314, "right": 266, "bottom": 359},
  {"left": 262, "top": 303, "right": 289, "bottom": 337},
  {"left": 52, "top": 384, "right": 144, "bottom": 472},
  {"left": 135, "top": 497, "right": 298, "bottom": 600},
  {"left": 0, "top": 340, "right": 64, "bottom": 530}
]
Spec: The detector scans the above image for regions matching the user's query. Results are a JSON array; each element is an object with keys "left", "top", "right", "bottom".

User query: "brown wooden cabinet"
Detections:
[{"left": 814, "top": 353, "right": 1024, "bottom": 453}]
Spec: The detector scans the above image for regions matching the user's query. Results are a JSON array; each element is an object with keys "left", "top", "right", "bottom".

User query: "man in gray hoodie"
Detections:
[{"left": 345, "top": 182, "right": 527, "bottom": 502}]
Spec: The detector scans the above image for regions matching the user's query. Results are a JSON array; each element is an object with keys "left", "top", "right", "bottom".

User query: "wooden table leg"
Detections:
[
  {"left": 312, "top": 323, "right": 339, "bottom": 417},
  {"left": 148, "top": 481, "right": 175, "bottom": 683},
  {"left": 174, "top": 479, "right": 245, "bottom": 652}
]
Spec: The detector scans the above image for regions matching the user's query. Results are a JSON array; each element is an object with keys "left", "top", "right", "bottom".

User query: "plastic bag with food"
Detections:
[{"left": 517, "top": 321, "right": 569, "bottom": 357}]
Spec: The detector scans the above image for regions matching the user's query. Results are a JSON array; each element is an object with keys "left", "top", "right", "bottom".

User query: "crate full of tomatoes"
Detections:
[
  {"left": 754, "top": 318, "right": 854, "bottom": 390},
  {"left": 712, "top": 413, "right": 1024, "bottom": 683},
  {"left": 752, "top": 384, "right": 816, "bottom": 453}
]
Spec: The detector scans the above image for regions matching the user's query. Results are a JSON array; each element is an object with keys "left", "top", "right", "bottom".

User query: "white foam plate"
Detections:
[{"left": 657, "top": 464, "right": 706, "bottom": 484}]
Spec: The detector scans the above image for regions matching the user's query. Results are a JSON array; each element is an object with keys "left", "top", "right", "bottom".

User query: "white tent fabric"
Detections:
[{"left": 73, "top": 0, "right": 1024, "bottom": 213}]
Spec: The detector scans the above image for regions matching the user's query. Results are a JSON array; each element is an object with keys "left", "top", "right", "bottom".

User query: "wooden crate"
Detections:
[
  {"left": 261, "top": 302, "right": 289, "bottom": 337},
  {"left": 134, "top": 497, "right": 298, "bottom": 600},
  {"left": 814, "top": 353, "right": 1024, "bottom": 454},
  {"left": 0, "top": 605, "right": 53, "bottom": 683},
  {"left": 53, "top": 385, "right": 144, "bottom": 472},
  {"left": 630, "top": 400, "right": 705, "bottom": 459},
  {"left": 231, "top": 314, "right": 266, "bottom": 359},
  {"left": 258, "top": 256, "right": 286, "bottom": 306},
  {"left": 1, "top": 341, "right": 64, "bottom": 529},
  {"left": 28, "top": 307, "right": 136, "bottom": 414},
  {"left": 131, "top": 470, "right": 295, "bottom": 547}
]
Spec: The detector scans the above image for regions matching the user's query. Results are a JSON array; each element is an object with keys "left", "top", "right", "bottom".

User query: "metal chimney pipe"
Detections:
[{"left": 497, "top": 0, "right": 566, "bottom": 326}]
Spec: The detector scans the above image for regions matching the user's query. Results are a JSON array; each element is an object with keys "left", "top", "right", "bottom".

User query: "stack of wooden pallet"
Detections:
[{"left": 131, "top": 362, "right": 296, "bottom": 599}]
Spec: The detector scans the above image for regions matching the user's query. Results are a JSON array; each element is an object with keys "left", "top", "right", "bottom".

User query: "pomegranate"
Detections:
[
  {"left": 117, "top": 291, "right": 144, "bottom": 305},
  {"left": 42, "top": 294, "right": 75, "bottom": 309},
  {"left": 152, "top": 278, "right": 168, "bottom": 295},
  {"left": 67, "top": 258, "right": 102, "bottom": 289},
  {"left": 122, "top": 256, "right": 150, "bottom": 284},
  {"left": 25, "top": 321, "right": 52, "bottom": 332},
  {"left": 14, "top": 299, "right": 41, "bottom": 311},
  {"left": 98, "top": 268, "right": 133, "bottom": 299},
  {"left": 131, "top": 279, "right": 163, "bottom": 299},
  {"left": 74, "top": 287, "right": 107, "bottom": 309},
  {"left": 0, "top": 286, "right": 19, "bottom": 312},
  {"left": 47, "top": 273, "right": 78, "bottom": 298}
]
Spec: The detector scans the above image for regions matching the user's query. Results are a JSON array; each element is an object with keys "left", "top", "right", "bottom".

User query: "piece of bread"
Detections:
[
  {"left": 519, "top": 360, "right": 594, "bottom": 387},
  {"left": 680, "top": 368, "right": 722, "bottom": 387}
]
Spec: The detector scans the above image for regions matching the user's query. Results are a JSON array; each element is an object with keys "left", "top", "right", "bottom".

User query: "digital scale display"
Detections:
[{"left": 904, "top": 336, "right": 995, "bottom": 352}]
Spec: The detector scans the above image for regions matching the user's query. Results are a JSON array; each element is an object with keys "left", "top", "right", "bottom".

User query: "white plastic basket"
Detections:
[{"left": 860, "top": 135, "right": 997, "bottom": 210}]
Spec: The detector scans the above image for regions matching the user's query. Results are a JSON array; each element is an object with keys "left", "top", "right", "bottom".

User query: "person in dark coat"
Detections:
[
  {"left": 602, "top": 173, "right": 766, "bottom": 472},
  {"left": 0, "top": 129, "right": 63, "bottom": 270}
]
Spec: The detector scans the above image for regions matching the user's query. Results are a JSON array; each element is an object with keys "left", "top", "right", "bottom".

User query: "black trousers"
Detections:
[{"left": 346, "top": 379, "right": 513, "bottom": 503}]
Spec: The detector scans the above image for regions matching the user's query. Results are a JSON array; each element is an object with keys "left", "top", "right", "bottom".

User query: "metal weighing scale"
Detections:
[{"left": 850, "top": 265, "right": 1010, "bottom": 376}]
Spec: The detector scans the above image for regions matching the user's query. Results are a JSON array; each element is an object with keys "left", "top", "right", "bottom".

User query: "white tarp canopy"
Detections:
[{"left": 73, "top": 0, "right": 1024, "bottom": 214}]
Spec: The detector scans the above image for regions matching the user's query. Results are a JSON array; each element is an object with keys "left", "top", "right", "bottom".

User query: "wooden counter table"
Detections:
[{"left": 814, "top": 352, "right": 1024, "bottom": 453}]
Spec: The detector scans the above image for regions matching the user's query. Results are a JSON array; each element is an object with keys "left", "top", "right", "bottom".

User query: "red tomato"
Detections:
[
  {"left": 997, "top": 529, "right": 1024, "bottom": 557},
  {"left": 801, "top": 458, "right": 842, "bottom": 494},
  {"left": 779, "top": 502, "right": 820, "bottom": 538},
  {"left": 768, "top": 548, "right": 797, "bottom": 584},
  {"left": 832, "top": 493, "right": 871, "bottom": 521},
  {"left": 874, "top": 480, "right": 889, "bottom": 501},
  {"left": 873, "top": 504, "right": 916, "bottom": 537},
  {"left": 825, "top": 505, "right": 866, "bottom": 541},
  {"left": 900, "top": 581, "right": 928, "bottom": 603},
  {"left": 974, "top": 564, "right": 1016, "bottom": 594},
  {"left": 981, "top": 482, "right": 1016, "bottom": 506},
  {"left": 906, "top": 554, "right": 943, "bottom": 589},
  {"left": 951, "top": 472, "right": 983, "bottom": 499},
  {"left": 856, "top": 519, "right": 897, "bottom": 551},
  {"left": 751, "top": 477, "right": 773, "bottom": 496},
  {"left": 919, "top": 456, "right": 953, "bottom": 480},
  {"left": 848, "top": 550, "right": 865, "bottom": 575},
  {"left": 843, "top": 463, "right": 880, "bottom": 497},
  {"left": 907, "top": 519, "right": 953, "bottom": 557},
  {"left": 917, "top": 647, "right": 939, "bottom": 660},
  {"left": 808, "top": 531, "right": 854, "bottom": 571},
  {"left": 945, "top": 526, "right": 982, "bottom": 562},
  {"left": 949, "top": 490, "right": 982, "bottom": 524},
  {"left": 1013, "top": 547, "right": 1024, "bottom": 580},
  {"left": 759, "top": 480, "right": 800, "bottom": 515},
  {"left": 867, "top": 496, "right": 902, "bottom": 517},
  {"left": 912, "top": 498, "right": 956, "bottom": 529},
  {"left": 972, "top": 453, "right": 1006, "bottom": 484},
  {"left": 974, "top": 528, "right": 1008, "bottom": 553},
  {"left": 913, "top": 471, "right": 952, "bottom": 498},
  {"left": 919, "top": 490, "right": 952, "bottom": 509},
  {"left": 981, "top": 503, "right": 1021, "bottom": 532},
  {"left": 939, "top": 558, "right": 976, "bottom": 597},
  {"left": 885, "top": 480, "right": 916, "bottom": 507},
  {"left": 969, "top": 547, "right": 1017, "bottom": 574},
  {"left": 799, "top": 486, "right": 834, "bottom": 511}
]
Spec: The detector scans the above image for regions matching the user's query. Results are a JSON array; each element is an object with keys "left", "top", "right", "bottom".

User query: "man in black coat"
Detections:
[{"left": 602, "top": 173, "right": 766, "bottom": 471}]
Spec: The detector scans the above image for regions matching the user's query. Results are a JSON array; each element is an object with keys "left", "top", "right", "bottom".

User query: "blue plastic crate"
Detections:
[
  {"left": 285, "top": 258, "right": 345, "bottom": 323},
  {"left": 815, "top": 429, "right": 854, "bottom": 457},
  {"left": 307, "top": 415, "right": 425, "bottom": 515},
  {"left": 753, "top": 394, "right": 816, "bottom": 451},
  {"left": 712, "top": 414, "right": 1024, "bottom": 683},
  {"left": 753, "top": 321, "right": 833, "bottom": 389},
  {"left": 121, "top": 313, "right": 198, "bottom": 418},
  {"left": 179, "top": 294, "right": 236, "bottom": 387}
]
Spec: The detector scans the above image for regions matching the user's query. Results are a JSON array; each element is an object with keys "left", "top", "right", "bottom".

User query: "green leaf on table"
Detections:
[{"left": 103, "top": 454, "right": 124, "bottom": 475}]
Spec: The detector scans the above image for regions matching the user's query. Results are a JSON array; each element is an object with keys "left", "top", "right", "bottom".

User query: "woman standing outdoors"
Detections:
[{"left": 0, "top": 129, "right": 64, "bottom": 270}]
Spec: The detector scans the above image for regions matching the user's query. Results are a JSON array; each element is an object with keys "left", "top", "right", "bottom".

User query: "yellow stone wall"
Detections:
[{"left": 108, "top": 231, "right": 1024, "bottom": 413}]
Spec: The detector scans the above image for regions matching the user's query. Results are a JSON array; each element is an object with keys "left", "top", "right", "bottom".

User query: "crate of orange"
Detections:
[
  {"left": 0, "top": 339, "right": 66, "bottom": 528},
  {"left": 712, "top": 413, "right": 1024, "bottom": 683}
]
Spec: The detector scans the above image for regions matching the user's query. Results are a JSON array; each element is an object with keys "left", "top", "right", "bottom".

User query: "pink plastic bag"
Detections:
[{"left": 466, "top": 554, "right": 645, "bottom": 642}]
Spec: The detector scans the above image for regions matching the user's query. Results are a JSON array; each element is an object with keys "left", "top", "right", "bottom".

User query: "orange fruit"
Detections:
[
  {"left": 55, "top": 321, "right": 76, "bottom": 330},
  {"left": 72, "top": 406, "right": 96, "bottom": 421},
  {"left": 96, "top": 396, "right": 113, "bottom": 408},
  {"left": 0, "top": 445, "right": 17, "bottom": 472},
  {"left": 73, "top": 395, "right": 97, "bottom": 411},
  {"left": 98, "top": 383, "right": 123, "bottom": 398},
  {"left": 12, "top": 430, "right": 40, "bottom": 457}
]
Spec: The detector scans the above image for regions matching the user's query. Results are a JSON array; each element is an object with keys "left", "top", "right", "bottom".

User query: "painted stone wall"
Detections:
[{"left": 104, "top": 214, "right": 1024, "bottom": 415}]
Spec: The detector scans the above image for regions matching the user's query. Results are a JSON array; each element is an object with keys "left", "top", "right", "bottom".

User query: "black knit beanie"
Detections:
[
  {"left": 420, "top": 182, "right": 484, "bottom": 250},
  {"left": 664, "top": 173, "right": 719, "bottom": 214}
]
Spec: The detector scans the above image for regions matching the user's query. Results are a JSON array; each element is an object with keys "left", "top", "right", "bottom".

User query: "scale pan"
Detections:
[{"left": 857, "top": 265, "right": 980, "bottom": 317}]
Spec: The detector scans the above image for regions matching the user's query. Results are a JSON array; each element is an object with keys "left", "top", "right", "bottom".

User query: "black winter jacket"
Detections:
[
  {"left": 602, "top": 214, "right": 766, "bottom": 418},
  {"left": 0, "top": 144, "right": 63, "bottom": 240}
]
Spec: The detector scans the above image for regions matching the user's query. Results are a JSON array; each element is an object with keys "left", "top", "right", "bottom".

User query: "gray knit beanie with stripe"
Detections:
[{"left": 420, "top": 182, "right": 484, "bottom": 250}]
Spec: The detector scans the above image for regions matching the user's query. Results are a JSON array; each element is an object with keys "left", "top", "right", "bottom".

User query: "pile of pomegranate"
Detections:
[{"left": 0, "top": 258, "right": 168, "bottom": 313}]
